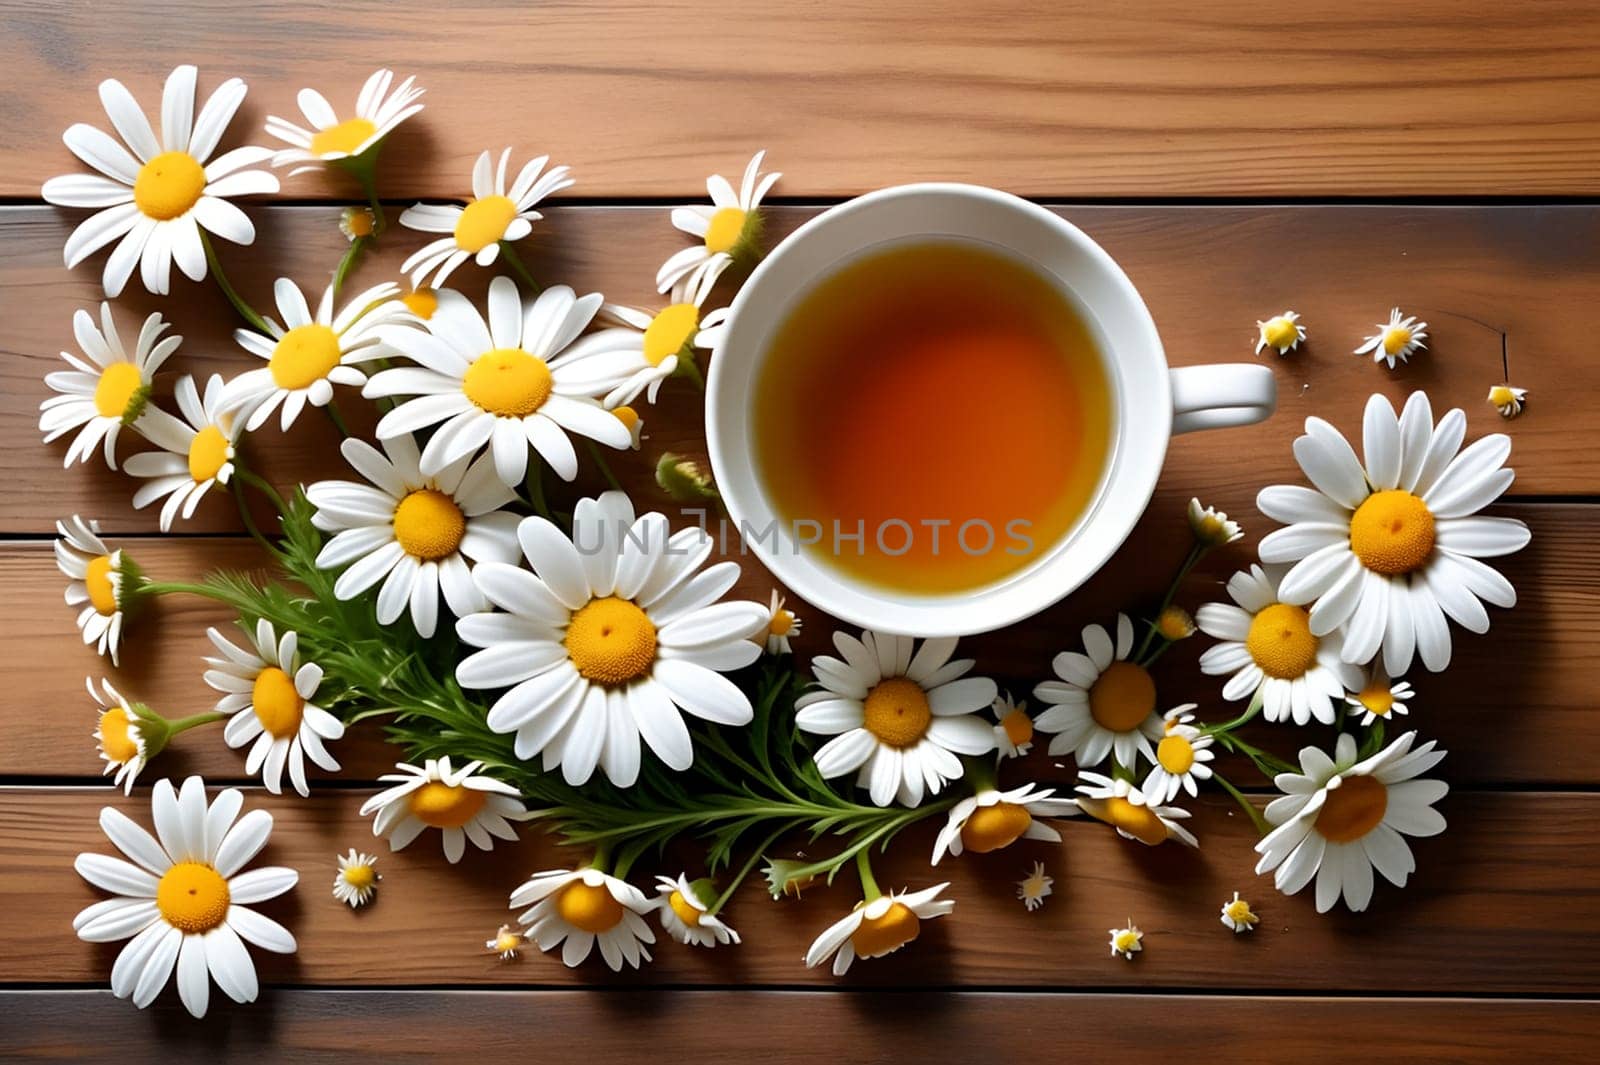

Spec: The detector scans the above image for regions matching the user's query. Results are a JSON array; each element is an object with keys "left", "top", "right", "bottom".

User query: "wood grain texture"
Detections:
[
  {"left": 6, "top": 203, "right": 1597, "bottom": 537},
  {"left": 1, "top": 499, "right": 1581, "bottom": 786},
  {"left": 4, "top": 990, "right": 1596, "bottom": 1064},
  {"left": 4, "top": 1, "right": 1600, "bottom": 198},
  {"left": 4, "top": 787, "right": 1597, "bottom": 993}
]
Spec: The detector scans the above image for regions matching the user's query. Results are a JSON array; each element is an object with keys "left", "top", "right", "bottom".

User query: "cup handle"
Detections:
[{"left": 1169, "top": 364, "right": 1277, "bottom": 435}]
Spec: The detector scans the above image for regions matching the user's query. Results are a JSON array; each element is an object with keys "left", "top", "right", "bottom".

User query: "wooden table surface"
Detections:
[{"left": 3, "top": 2, "right": 1598, "bottom": 1061}]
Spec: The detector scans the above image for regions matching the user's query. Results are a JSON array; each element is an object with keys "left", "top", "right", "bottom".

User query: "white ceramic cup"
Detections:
[{"left": 706, "top": 183, "right": 1275, "bottom": 636}]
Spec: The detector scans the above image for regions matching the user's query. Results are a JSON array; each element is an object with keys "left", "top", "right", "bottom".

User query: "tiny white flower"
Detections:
[
  {"left": 1355, "top": 307, "right": 1428, "bottom": 368},
  {"left": 332, "top": 849, "right": 380, "bottom": 908},
  {"left": 1109, "top": 921, "right": 1143, "bottom": 961},
  {"left": 1016, "top": 861, "right": 1053, "bottom": 912},
  {"left": 1255, "top": 311, "right": 1305, "bottom": 356}
]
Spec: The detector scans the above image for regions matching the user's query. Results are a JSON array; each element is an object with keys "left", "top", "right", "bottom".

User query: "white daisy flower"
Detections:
[
  {"left": 456, "top": 491, "right": 767, "bottom": 787},
  {"left": 365, "top": 278, "right": 633, "bottom": 486},
  {"left": 1032, "top": 614, "right": 1164, "bottom": 769},
  {"left": 1257, "top": 392, "right": 1531, "bottom": 675},
  {"left": 803, "top": 883, "right": 952, "bottom": 976},
  {"left": 1075, "top": 772, "right": 1198, "bottom": 848},
  {"left": 764, "top": 590, "right": 802, "bottom": 655},
  {"left": 1143, "top": 704, "right": 1216, "bottom": 802},
  {"left": 204, "top": 620, "right": 345, "bottom": 798},
  {"left": 1355, "top": 307, "right": 1428, "bottom": 368},
  {"left": 486, "top": 924, "right": 525, "bottom": 960},
  {"left": 658, "top": 150, "right": 780, "bottom": 293},
  {"left": 265, "top": 69, "right": 424, "bottom": 174},
  {"left": 510, "top": 867, "right": 655, "bottom": 971},
  {"left": 1187, "top": 497, "right": 1243, "bottom": 546},
  {"left": 653, "top": 874, "right": 741, "bottom": 947},
  {"left": 41, "top": 65, "right": 279, "bottom": 297},
  {"left": 1487, "top": 384, "right": 1527, "bottom": 419},
  {"left": 124, "top": 374, "right": 239, "bottom": 531},
  {"left": 89, "top": 677, "right": 147, "bottom": 794},
  {"left": 1345, "top": 671, "right": 1414, "bottom": 726},
  {"left": 796, "top": 631, "right": 998, "bottom": 807},
  {"left": 72, "top": 776, "right": 298, "bottom": 1018},
  {"left": 612, "top": 404, "right": 646, "bottom": 450},
  {"left": 1220, "top": 891, "right": 1259, "bottom": 933},
  {"left": 399, "top": 149, "right": 573, "bottom": 288},
  {"left": 1016, "top": 861, "right": 1053, "bottom": 912},
  {"left": 1255, "top": 310, "right": 1306, "bottom": 355},
  {"left": 1109, "top": 921, "right": 1143, "bottom": 961},
  {"left": 359, "top": 757, "right": 529, "bottom": 864},
  {"left": 331, "top": 849, "right": 380, "bottom": 908},
  {"left": 991, "top": 690, "right": 1035, "bottom": 758},
  {"left": 39, "top": 303, "right": 179, "bottom": 470},
  {"left": 306, "top": 434, "right": 520, "bottom": 638},
  {"left": 1255, "top": 731, "right": 1448, "bottom": 913},
  {"left": 930, "top": 783, "right": 1077, "bottom": 864},
  {"left": 1197, "top": 564, "right": 1363, "bottom": 726},
  {"left": 560, "top": 263, "right": 732, "bottom": 408},
  {"left": 221, "top": 277, "right": 407, "bottom": 433},
  {"left": 57, "top": 515, "right": 133, "bottom": 665}
]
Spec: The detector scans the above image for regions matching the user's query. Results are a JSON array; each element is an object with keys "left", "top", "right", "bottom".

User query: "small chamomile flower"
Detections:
[
  {"left": 1033, "top": 614, "right": 1164, "bottom": 769},
  {"left": 1255, "top": 311, "right": 1306, "bottom": 356},
  {"left": 486, "top": 924, "right": 525, "bottom": 960},
  {"left": 89, "top": 677, "right": 149, "bottom": 793},
  {"left": 1017, "top": 861, "right": 1053, "bottom": 912},
  {"left": 1143, "top": 704, "right": 1216, "bottom": 802},
  {"left": 653, "top": 875, "right": 740, "bottom": 947},
  {"left": 1346, "top": 671, "right": 1414, "bottom": 726},
  {"left": 803, "top": 883, "right": 952, "bottom": 975},
  {"left": 931, "top": 783, "right": 1077, "bottom": 864},
  {"left": 57, "top": 515, "right": 138, "bottom": 666},
  {"left": 612, "top": 405, "right": 645, "bottom": 449},
  {"left": 1188, "top": 497, "right": 1243, "bottom": 546},
  {"left": 40, "top": 303, "right": 178, "bottom": 470},
  {"left": 124, "top": 374, "right": 240, "bottom": 531},
  {"left": 1155, "top": 605, "right": 1196, "bottom": 642},
  {"left": 1355, "top": 308, "right": 1428, "bottom": 369},
  {"left": 359, "top": 757, "right": 529, "bottom": 864},
  {"left": 1075, "top": 772, "right": 1198, "bottom": 848},
  {"left": 991, "top": 691, "right": 1035, "bottom": 758},
  {"left": 1488, "top": 384, "right": 1527, "bottom": 419},
  {"left": 1109, "top": 921, "right": 1143, "bottom": 961},
  {"left": 765, "top": 590, "right": 801, "bottom": 655},
  {"left": 332, "top": 849, "right": 380, "bottom": 908},
  {"left": 510, "top": 868, "right": 656, "bottom": 971},
  {"left": 1221, "top": 891, "right": 1259, "bottom": 933},
  {"left": 658, "top": 150, "right": 780, "bottom": 293},
  {"left": 265, "top": 69, "right": 424, "bottom": 173},
  {"left": 339, "top": 207, "right": 376, "bottom": 241}
]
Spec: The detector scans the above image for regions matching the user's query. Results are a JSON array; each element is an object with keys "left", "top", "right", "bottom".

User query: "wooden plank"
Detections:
[
  {"left": 3, "top": 990, "right": 1596, "bottom": 1064},
  {"left": 2, "top": 500, "right": 1584, "bottom": 786},
  {"left": 3, "top": 787, "right": 1596, "bottom": 993},
  {"left": 4, "top": 2, "right": 1600, "bottom": 198},
  {"left": 5, "top": 203, "right": 1596, "bottom": 537}
]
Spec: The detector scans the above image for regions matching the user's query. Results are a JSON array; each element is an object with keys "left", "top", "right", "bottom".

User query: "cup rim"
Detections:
[{"left": 705, "top": 182, "right": 1170, "bottom": 636}]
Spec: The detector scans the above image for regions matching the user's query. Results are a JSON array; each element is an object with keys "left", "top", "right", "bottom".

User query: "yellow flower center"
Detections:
[
  {"left": 1082, "top": 795, "right": 1169, "bottom": 846},
  {"left": 1488, "top": 385, "right": 1516, "bottom": 407},
  {"left": 132, "top": 150, "right": 206, "bottom": 220},
  {"left": 556, "top": 881, "right": 625, "bottom": 934},
  {"left": 341, "top": 864, "right": 377, "bottom": 890},
  {"left": 269, "top": 324, "right": 343, "bottom": 390},
  {"left": 703, "top": 206, "right": 747, "bottom": 255},
  {"left": 187, "top": 425, "right": 231, "bottom": 482},
  {"left": 668, "top": 890, "right": 703, "bottom": 927},
  {"left": 1112, "top": 929, "right": 1141, "bottom": 952},
  {"left": 401, "top": 288, "right": 439, "bottom": 320},
  {"left": 462, "top": 348, "right": 552, "bottom": 417},
  {"left": 1314, "top": 774, "right": 1388, "bottom": 843},
  {"left": 959, "top": 802, "right": 1032, "bottom": 853},
  {"left": 408, "top": 781, "right": 487, "bottom": 828},
  {"left": 392, "top": 488, "right": 466, "bottom": 561},
  {"left": 251, "top": 666, "right": 305, "bottom": 739},
  {"left": 1349, "top": 490, "right": 1436, "bottom": 575},
  {"left": 861, "top": 677, "right": 932, "bottom": 749},
  {"left": 1262, "top": 317, "right": 1299, "bottom": 349},
  {"left": 493, "top": 930, "right": 522, "bottom": 953},
  {"left": 1156, "top": 606, "right": 1194, "bottom": 641},
  {"left": 1088, "top": 661, "right": 1156, "bottom": 732},
  {"left": 642, "top": 303, "right": 699, "bottom": 367},
  {"left": 1000, "top": 709, "right": 1033, "bottom": 748},
  {"left": 453, "top": 195, "right": 518, "bottom": 253},
  {"left": 1245, "top": 603, "right": 1319, "bottom": 679},
  {"left": 98, "top": 707, "right": 139, "bottom": 764},
  {"left": 1357, "top": 680, "right": 1396, "bottom": 717},
  {"left": 310, "top": 116, "right": 378, "bottom": 157},
  {"left": 1382, "top": 326, "right": 1413, "bottom": 357},
  {"left": 341, "top": 208, "right": 376, "bottom": 238},
  {"left": 612, "top": 405, "right": 640, "bottom": 431},
  {"left": 564, "top": 597, "right": 658, "bottom": 686},
  {"left": 1225, "top": 899, "right": 1256, "bottom": 923},
  {"left": 1157, "top": 733, "right": 1196, "bottom": 774},
  {"left": 768, "top": 609, "right": 795, "bottom": 637},
  {"left": 156, "top": 861, "right": 231, "bottom": 934},
  {"left": 850, "top": 901, "right": 919, "bottom": 958},
  {"left": 93, "top": 362, "right": 145, "bottom": 420},
  {"left": 85, "top": 554, "right": 118, "bottom": 615}
]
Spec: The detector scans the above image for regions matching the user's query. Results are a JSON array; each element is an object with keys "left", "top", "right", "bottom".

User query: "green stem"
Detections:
[
  {"left": 524, "top": 462, "right": 553, "bottom": 521},
  {"left": 499, "top": 242, "right": 541, "bottom": 292},
  {"left": 1134, "top": 543, "right": 1204, "bottom": 663},
  {"left": 1203, "top": 687, "right": 1266, "bottom": 736},
  {"left": 1213, "top": 772, "right": 1272, "bottom": 837},
  {"left": 140, "top": 579, "right": 232, "bottom": 601},
  {"left": 589, "top": 840, "right": 613, "bottom": 874},
  {"left": 166, "top": 711, "right": 228, "bottom": 736},
  {"left": 357, "top": 167, "right": 387, "bottom": 234},
  {"left": 332, "top": 235, "right": 369, "bottom": 300},
  {"left": 676, "top": 355, "right": 706, "bottom": 392},
  {"left": 584, "top": 440, "right": 624, "bottom": 491},
  {"left": 231, "top": 477, "right": 278, "bottom": 557},
  {"left": 234, "top": 467, "right": 290, "bottom": 516},
  {"left": 855, "top": 848, "right": 881, "bottom": 902},
  {"left": 710, "top": 820, "right": 797, "bottom": 915},
  {"left": 201, "top": 231, "right": 272, "bottom": 333},
  {"left": 324, "top": 400, "right": 352, "bottom": 439}
]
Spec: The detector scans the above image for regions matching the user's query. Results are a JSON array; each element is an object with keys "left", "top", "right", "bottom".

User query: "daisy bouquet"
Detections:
[{"left": 40, "top": 65, "right": 1530, "bottom": 1016}]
